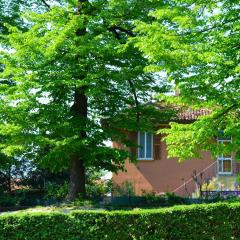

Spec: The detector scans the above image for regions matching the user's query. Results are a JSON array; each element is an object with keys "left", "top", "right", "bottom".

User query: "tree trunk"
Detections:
[
  {"left": 67, "top": 87, "right": 88, "bottom": 200},
  {"left": 67, "top": 157, "right": 86, "bottom": 201},
  {"left": 66, "top": 0, "right": 89, "bottom": 201}
]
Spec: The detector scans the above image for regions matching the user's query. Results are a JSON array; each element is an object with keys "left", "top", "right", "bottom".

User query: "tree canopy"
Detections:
[
  {"left": 0, "top": 0, "right": 168, "bottom": 199},
  {"left": 134, "top": 0, "right": 240, "bottom": 160},
  {"left": 2, "top": 0, "right": 238, "bottom": 200}
]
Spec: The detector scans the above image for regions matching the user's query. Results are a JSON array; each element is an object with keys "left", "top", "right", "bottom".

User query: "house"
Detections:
[{"left": 112, "top": 104, "right": 240, "bottom": 196}]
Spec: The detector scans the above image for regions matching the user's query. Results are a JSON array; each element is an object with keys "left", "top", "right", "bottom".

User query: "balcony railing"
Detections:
[{"left": 173, "top": 161, "right": 217, "bottom": 196}]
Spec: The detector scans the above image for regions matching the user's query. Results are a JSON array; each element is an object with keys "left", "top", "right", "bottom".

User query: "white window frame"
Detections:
[
  {"left": 137, "top": 132, "right": 153, "bottom": 160},
  {"left": 217, "top": 137, "right": 232, "bottom": 175}
]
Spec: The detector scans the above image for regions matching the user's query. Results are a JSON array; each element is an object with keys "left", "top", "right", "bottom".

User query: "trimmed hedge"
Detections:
[{"left": 0, "top": 203, "right": 240, "bottom": 240}]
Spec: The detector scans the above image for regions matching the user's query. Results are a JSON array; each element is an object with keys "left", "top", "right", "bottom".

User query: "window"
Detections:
[
  {"left": 217, "top": 135, "right": 232, "bottom": 175},
  {"left": 138, "top": 132, "right": 153, "bottom": 160},
  {"left": 218, "top": 157, "right": 232, "bottom": 174}
]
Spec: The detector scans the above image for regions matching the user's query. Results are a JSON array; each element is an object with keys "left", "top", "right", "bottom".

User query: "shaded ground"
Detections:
[{"left": 0, "top": 204, "right": 106, "bottom": 215}]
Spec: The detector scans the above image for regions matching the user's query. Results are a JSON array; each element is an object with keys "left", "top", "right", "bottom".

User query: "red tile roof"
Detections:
[
  {"left": 152, "top": 102, "right": 211, "bottom": 123},
  {"left": 178, "top": 108, "right": 211, "bottom": 121}
]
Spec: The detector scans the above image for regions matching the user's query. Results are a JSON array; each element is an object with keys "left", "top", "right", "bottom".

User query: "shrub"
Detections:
[
  {"left": 165, "top": 192, "right": 185, "bottom": 205},
  {"left": 0, "top": 189, "right": 46, "bottom": 207},
  {"left": 1, "top": 202, "right": 240, "bottom": 239},
  {"left": 114, "top": 180, "right": 136, "bottom": 196},
  {"left": 86, "top": 179, "right": 112, "bottom": 198},
  {"left": 0, "top": 194, "right": 22, "bottom": 207},
  {"left": 44, "top": 181, "right": 69, "bottom": 201}
]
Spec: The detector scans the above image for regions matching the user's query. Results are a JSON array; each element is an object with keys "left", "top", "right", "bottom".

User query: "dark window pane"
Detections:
[
  {"left": 146, "top": 133, "right": 152, "bottom": 159},
  {"left": 218, "top": 159, "right": 223, "bottom": 173},
  {"left": 217, "top": 130, "right": 231, "bottom": 141},
  {"left": 223, "top": 160, "right": 231, "bottom": 173},
  {"left": 138, "top": 132, "right": 145, "bottom": 158}
]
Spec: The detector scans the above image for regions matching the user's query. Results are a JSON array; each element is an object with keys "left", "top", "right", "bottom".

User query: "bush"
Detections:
[
  {"left": 0, "top": 189, "right": 46, "bottom": 207},
  {"left": 86, "top": 179, "right": 112, "bottom": 198},
  {"left": 44, "top": 181, "right": 69, "bottom": 201},
  {"left": 165, "top": 192, "right": 185, "bottom": 205},
  {"left": 108, "top": 191, "right": 186, "bottom": 208},
  {"left": 1, "top": 202, "right": 240, "bottom": 239},
  {"left": 0, "top": 194, "right": 22, "bottom": 207},
  {"left": 114, "top": 180, "right": 136, "bottom": 196}
]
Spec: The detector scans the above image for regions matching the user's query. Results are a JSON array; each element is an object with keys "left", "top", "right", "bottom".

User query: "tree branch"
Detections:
[
  {"left": 108, "top": 27, "right": 121, "bottom": 40},
  {"left": 214, "top": 103, "right": 238, "bottom": 120},
  {"left": 182, "top": 17, "right": 240, "bottom": 36},
  {"left": 108, "top": 25, "right": 136, "bottom": 39},
  {"left": 112, "top": 26, "right": 135, "bottom": 37},
  {"left": 128, "top": 79, "right": 140, "bottom": 125},
  {"left": 41, "top": 0, "right": 50, "bottom": 9}
]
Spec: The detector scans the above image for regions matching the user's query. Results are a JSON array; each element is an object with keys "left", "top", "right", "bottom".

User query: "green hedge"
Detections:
[{"left": 1, "top": 203, "right": 240, "bottom": 240}]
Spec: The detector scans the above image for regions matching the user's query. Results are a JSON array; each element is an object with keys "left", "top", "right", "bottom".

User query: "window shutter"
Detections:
[
  {"left": 154, "top": 134, "right": 161, "bottom": 160},
  {"left": 129, "top": 131, "right": 137, "bottom": 159}
]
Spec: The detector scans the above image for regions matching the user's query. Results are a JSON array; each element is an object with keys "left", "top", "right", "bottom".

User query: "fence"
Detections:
[{"left": 202, "top": 190, "right": 240, "bottom": 198}]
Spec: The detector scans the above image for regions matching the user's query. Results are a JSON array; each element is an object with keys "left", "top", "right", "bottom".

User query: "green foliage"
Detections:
[
  {"left": 71, "top": 198, "right": 97, "bottom": 207},
  {"left": 0, "top": 0, "right": 49, "bottom": 37},
  {"left": 164, "top": 192, "right": 185, "bottom": 205},
  {"left": 0, "top": 155, "right": 31, "bottom": 193},
  {"left": 44, "top": 178, "right": 111, "bottom": 201},
  {"left": 0, "top": 0, "right": 168, "bottom": 190},
  {"left": 44, "top": 181, "right": 69, "bottom": 201},
  {"left": 86, "top": 179, "right": 111, "bottom": 198},
  {"left": 109, "top": 191, "right": 186, "bottom": 208},
  {"left": 1, "top": 203, "right": 240, "bottom": 239},
  {"left": 0, "top": 189, "right": 46, "bottom": 207},
  {"left": 0, "top": 193, "right": 22, "bottom": 207},
  {"left": 0, "top": 165, "right": 111, "bottom": 206},
  {"left": 22, "top": 168, "right": 69, "bottom": 190},
  {"left": 84, "top": 168, "right": 112, "bottom": 198},
  {"left": 160, "top": 117, "right": 219, "bottom": 161},
  {"left": 114, "top": 180, "right": 136, "bottom": 196},
  {"left": 133, "top": 0, "right": 240, "bottom": 160}
]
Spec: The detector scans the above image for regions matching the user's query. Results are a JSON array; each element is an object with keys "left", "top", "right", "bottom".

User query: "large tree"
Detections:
[
  {"left": 0, "top": 0, "right": 167, "bottom": 200},
  {"left": 133, "top": 0, "right": 240, "bottom": 160}
]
